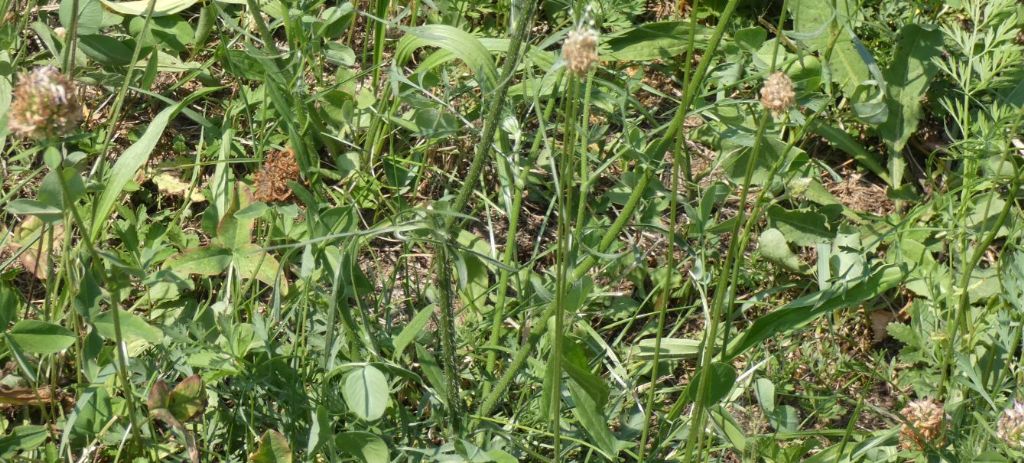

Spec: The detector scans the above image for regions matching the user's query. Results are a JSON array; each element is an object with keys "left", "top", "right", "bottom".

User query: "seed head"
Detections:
[
  {"left": 562, "top": 28, "right": 599, "bottom": 77},
  {"left": 998, "top": 401, "right": 1024, "bottom": 449},
  {"left": 898, "top": 398, "right": 948, "bottom": 450},
  {"left": 253, "top": 147, "right": 301, "bottom": 203},
  {"left": 759, "top": 71, "right": 796, "bottom": 116},
  {"left": 8, "top": 66, "right": 82, "bottom": 140}
]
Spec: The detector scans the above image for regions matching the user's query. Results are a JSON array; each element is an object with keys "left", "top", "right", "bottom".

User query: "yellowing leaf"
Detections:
[{"left": 249, "top": 430, "right": 292, "bottom": 463}]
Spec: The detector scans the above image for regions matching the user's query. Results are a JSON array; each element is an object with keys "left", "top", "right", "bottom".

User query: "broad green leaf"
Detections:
[
  {"left": 633, "top": 337, "right": 701, "bottom": 360},
  {"left": 563, "top": 339, "right": 618, "bottom": 459},
  {"left": 829, "top": 39, "right": 872, "bottom": 99},
  {"left": 392, "top": 305, "right": 434, "bottom": 357},
  {"left": 7, "top": 320, "right": 74, "bottom": 354},
  {"left": 758, "top": 228, "right": 807, "bottom": 273},
  {"left": 725, "top": 264, "right": 905, "bottom": 359},
  {"left": 335, "top": 431, "right": 389, "bottom": 463},
  {"left": 168, "top": 375, "right": 205, "bottom": 421},
  {"left": 233, "top": 244, "right": 288, "bottom": 295},
  {"left": 6, "top": 199, "right": 62, "bottom": 219},
  {"left": 129, "top": 15, "right": 195, "bottom": 52},
  {"left": 755, "top": 378, "right": 776, "bottom": 414},
  {"left": 0, "top": 283, "right": 22, "bottom": 327},
  {"left": 0, "top": 425, "right": 48, "bottom": 458},
  {"left": 92, "top": 310, "right": 164, "bottom": 344},
  {"left": 215, "top": 182, "right": 254, "bottom": 250},
  {"left": 166, "top": 247, "right": 233, "bottom": 275},
  {"left": 789, "top": 0, "right": 855, "bottom": 51},
  {"left": 60, "top": 0, "right": 104, "bottom": 35},
  {"left": 102, "top": 0, "right": 198, "bottom": 16},
  {"left": 77, "top": 34, "right": 133, "bottom": 66},
  {"left": 879, "top": 24, "right": 943, "bottom": 152},
  {"left": 249, "top": 430, "right": 291, "bottom": 463},
  {"left": 567, "top": 380, "right": 619, "bottom": 460},
  {"left": 684, "top": 362, "right": 737, "bottom": 405},
  {"left": 832, "top": 228, "right": 865, "bottom": 281},
  {"left": 395, "top": 25, "right": 498, "bottom": 93},
  {"left": 808, "top": 121, "right": 889, "bottom": 183},
  {"left": 767, "top": 206, "right": 834, "bottom": 246},
  {"left": 602, "top": 21, "right": 711, "bottom": 62},
  {"left": 342, "top": 365, "right": 389, "bottom": 421}
]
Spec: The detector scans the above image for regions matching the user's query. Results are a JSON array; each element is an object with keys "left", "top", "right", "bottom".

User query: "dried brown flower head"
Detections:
[
  {"left": 8, "top": 66, "right": 82, "bottom": 140},
  {"left": 998, "top": 401, "right": 1024, "bottom": 449},
  {"left": 898, "top": 398, "right": 948, "bottom": 450},
  {"left": 562, "top": 28, "right": 599, "bottom": 77},
  {"left": 252, "top": 148, "right": 300, "bottom": 203},
  {"left": 759, "top": 71, "right": 796, "bottom": 116}
]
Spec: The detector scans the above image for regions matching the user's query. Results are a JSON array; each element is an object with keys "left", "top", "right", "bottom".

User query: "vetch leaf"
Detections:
[
  {"left": 6, "top": 320, "right": 75, "bottom": 354},
  {"left": 342, "top": 365, "right": 389, "bottom": 421},
  {"left": 92, "top": 310, "right": 163, "bottom": 344}
]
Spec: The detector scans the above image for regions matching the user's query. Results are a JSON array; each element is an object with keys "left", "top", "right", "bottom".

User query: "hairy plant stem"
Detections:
[
  {"left": 477, "top": 0, "right": 743, "bottom": 424},
  {"left": 431, "top": 0, "right": 538, "bottom": 434},
  {"left": 482, "top": 70, "right": 563, "bottom": 399}
]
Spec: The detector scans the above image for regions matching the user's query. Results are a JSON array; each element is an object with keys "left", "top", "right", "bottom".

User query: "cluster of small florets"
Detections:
[
  {"left": 999, "top": 401, "right": 1024, "bottom": 449},
  {"left": 562, "top": 27, "right": 599, "bottom": 77},
  {"left": 759, "top": 71, "right": 796, "bottom": 116},
  {"left": 8, "top": 66, "right": 82, "bottom": 140},
  {"left": 899, "top": 398, "right": 948, "bottom": 450},
  {"left": 253, "top": 147, "right": 301, "bottom": 203}
]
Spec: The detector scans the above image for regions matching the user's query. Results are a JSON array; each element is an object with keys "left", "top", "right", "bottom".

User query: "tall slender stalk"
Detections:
[
  {"left": 431, "top": 0, "right": 538, "bottom": 433},
  {"left": 55, "top": 160, "right": 144, "bottom": 454},
  {"left": 477, "top": 0, "right": 743, "bottom": 422}
]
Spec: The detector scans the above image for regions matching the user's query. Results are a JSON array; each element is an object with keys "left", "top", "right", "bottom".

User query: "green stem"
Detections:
[
  {"left": 476, "top": 0, "right": 742, "bottom": 420},
  {"left": 55, "top": 161, "right": 143, "bottom": 452},
  {"left": 432, "top": 0, "right": 538, "bottom": 433}
]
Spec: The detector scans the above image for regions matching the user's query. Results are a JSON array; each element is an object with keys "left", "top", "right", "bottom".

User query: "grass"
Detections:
[{"left": 1, "top": 0, "right": 1024, "bottom": 461}]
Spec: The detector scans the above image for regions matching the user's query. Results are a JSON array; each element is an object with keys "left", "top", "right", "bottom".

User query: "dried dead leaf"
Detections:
[
  {"left": 869, "top": 310, "right": 896, "bottom": 343},
  {"left": 4, "top": 216, "right": 64, "bottom": 280},
  {"left": 153, "top": 172, "right": 206, "bottom": 202}
]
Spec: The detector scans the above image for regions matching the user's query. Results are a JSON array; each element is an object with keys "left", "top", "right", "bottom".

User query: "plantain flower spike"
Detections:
[
  {"left": 759, "top": 71, "right": 796, "bottom": 116},
  {"left": 8, "top": 66, "right": 82, "bottom": 140},
  {"left": 562, "top": 9, "right": 599, "bottom": 77}
]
